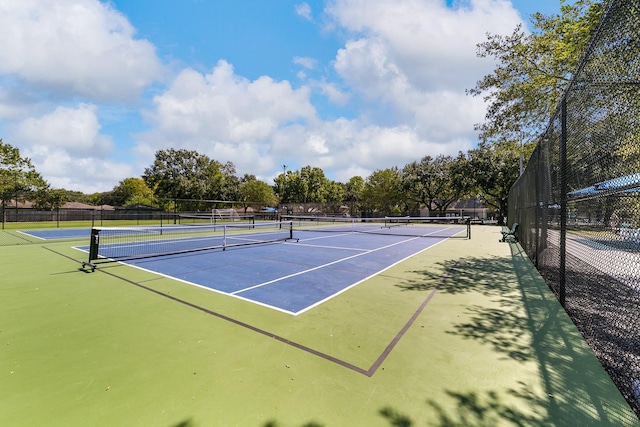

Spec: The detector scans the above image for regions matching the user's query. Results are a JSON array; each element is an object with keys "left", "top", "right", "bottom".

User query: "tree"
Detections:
[
  {"left": 273, "top": 170, "right": 307, "bottom": 203},
  {"left": 401, "top": 155, "right": 473, "bottom": 216},
  {"left": 32, "top": 188, "right": 66, "bottom": 211},
  {"left": 273, "top": 166, "right": 342, "bottom": 205},
  {"left": 142, "top": 148, "right": 229, "bottom": 210},
  {"left": 468, "top": 0, "right": 604, "bottom": 144},
  {"left": 0, "top": 139, "right": 48, "bottom": 214},
  {"left": 464, "top": 141, "right": 535, "bottom": 224},
  {"left": 343, "top": 176, "right": 364, "bottom": 215},
  {"left": 362, "top": 168, "right": 405, "bottom": 216},
  {"left": 323, "top": 180, "right": 345, "bottom": 203},
  {"left": 239, "top": 179, "right": 277, "bottom": 208},
  {"left": 110, "top": 177, "right": 155, "bottom": 207},
  {"left": 321, "top": 179, "right": 345, "bottom": 213},
  {"left": 299, "top": 166, "right": 328, "bottom": 203},
  {"left": 218, "top": 161, "right": 241, "bottom": 202},
  {"left": 32, "top": 188, "right": 95, "bottom": 210}
]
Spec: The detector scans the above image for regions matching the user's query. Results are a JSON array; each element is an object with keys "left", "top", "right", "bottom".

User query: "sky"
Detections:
[{"left": 0, "top": 0, "right": 567, "bottom": 193}]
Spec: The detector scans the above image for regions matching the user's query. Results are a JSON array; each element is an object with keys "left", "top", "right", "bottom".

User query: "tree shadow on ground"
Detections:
[
  {"left": 170, "top": 419, "right": 195, "bottom": 427},
  {"left": 399, "top": 255, "right": 536, "bottom": 362},
  {"left": 377, "top": 381, "right": 553, "bottom": 426},
  {"left": 423, "top": 386, "right": 546, "bottom": 427},
  {"left": 176, "top": 247, "right": 638, "bottom": 427},
  {"left": 262, "top": 421, "right": 323, "bottom": 427},
  {"left": 391, "top": 248, "right": 637, "bottom": 426}
]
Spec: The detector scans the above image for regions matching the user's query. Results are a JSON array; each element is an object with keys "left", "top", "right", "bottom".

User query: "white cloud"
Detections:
[
  {"left": 327, "top": 0, "right": 519, "bottom": 90},
  {"left": 153, "top": 61, "right": 315, "bottom": 137},
  {"left": 139, "top": 59, "right": 463, "bottom": 183},
  {"left": 137, "top": 28, "right": 489, "bottom": 184},
  {"left": 327, "top": 0, "right": 523, "bottom": 143},
  {"left": 0, "top": 0, "right": 163, "bottom": 192},
  {"left": 295, "top": 2, "right": 313, "bottom": 21},
  {"left": 10, "top": 104, "right": 134, "bottom": 192},
  {"left": 34, "top": 151, "right": 134, "bottom": 193},
  {"left": 270, "top": 118, "right": 473, "bottom": 181},
  {"left": 136, "top": 60, "right": 316, "bottom": 176},
  {"left": 306, "top": 134, "right": 330, "bottom": 154},
  {"left": 293, "top": 56, "right": 318, "bottom": 70},
  {"left": 319, "top": 82, "right": 350, "bottom": 106},
  {"left": 334, "top": 37, "right": 407, "bottom": 100},
  {"left": 14, "top": 104, "right": 112, "bottom": 155},
  {"left": 0, "top": 86, "right": 43, "bottom": 121},
  {"left": 0, "top": 0, "right": 162, "bottom": 102}
]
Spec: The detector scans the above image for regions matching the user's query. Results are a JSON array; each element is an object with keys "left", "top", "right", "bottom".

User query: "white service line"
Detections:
[{"left": 230, "top": 234, "right": 426, "bottom": 295}]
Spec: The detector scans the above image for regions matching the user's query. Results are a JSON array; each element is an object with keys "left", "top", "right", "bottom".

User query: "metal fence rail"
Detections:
[{"left": 509, "top": 0, "right": 640, "bottom": 417}]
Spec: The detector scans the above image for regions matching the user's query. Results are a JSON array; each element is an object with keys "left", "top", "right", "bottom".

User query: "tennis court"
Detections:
[
  {"left": 79, "top": 219, "right": 467, "bottom": 314},
  {"left": 1, "top": 223, "right": 637, "bottom": 426},
  {"left": 20, "top": 228, "right": 91, "bottom": 240}
]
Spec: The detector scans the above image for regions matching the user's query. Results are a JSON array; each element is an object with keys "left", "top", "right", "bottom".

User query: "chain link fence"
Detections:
[
  {"left": 509, "top": 0, "right": 640, "bottom": 417},
  {"left": 0, "top": 198, "right": 276, "bottom": 246}
]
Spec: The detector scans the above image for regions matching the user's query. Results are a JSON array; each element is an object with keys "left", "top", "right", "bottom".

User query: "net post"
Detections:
[
  {"left": 223, "top": 224, "right": 227, "bottom": 250},
  {"left": 466, "top": 217, "right": 471, "bottom": 239},
  {"left": 83, "top": 228, "right": 100, "bottom": 271},
  {"left": 89, "top": 228, "right": 100, "bottom": 261}
]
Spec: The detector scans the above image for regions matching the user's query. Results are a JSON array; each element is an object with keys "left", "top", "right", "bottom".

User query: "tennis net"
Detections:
[
  {"left": 177, "top": 213, "right": 255, "bottom": 226},
  {"left": 84, "top": 221, "right": 294, "bottom": 266},
  {"left": 281, "top": 215, "right": 471, "bottom": 239}
]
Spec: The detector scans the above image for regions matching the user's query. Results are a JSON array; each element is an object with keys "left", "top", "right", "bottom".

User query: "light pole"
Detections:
[{"left": 279, "top": 165, "right": 287, "bottom": 212}]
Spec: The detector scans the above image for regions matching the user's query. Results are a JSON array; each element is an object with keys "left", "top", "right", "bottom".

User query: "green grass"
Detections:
[{"left": 0, "top": 226, "right": 637, "bottom": 426}]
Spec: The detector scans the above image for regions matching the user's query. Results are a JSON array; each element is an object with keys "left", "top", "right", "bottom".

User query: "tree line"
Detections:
[{"left": 0, "top": 139, "right": 529, "bottom": 222}]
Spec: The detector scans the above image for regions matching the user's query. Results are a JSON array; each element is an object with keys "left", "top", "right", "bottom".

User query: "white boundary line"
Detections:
[
  {"left": 94, "top": 229, "right": 459, "bottom": 316},
  {"left": 231, "top": 235, "right": 424, "bottom": 295},
  {"left": 230, "top": 234, "right": 452, "bottom": 316},
  {"left": 16, "top": 230, "right": 48, "bottom": 240},
  {"left": 293, "top": 237, "right": 451, "bottom": 315}
]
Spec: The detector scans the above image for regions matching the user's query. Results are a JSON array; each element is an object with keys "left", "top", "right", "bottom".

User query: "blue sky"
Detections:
[{"left": 0, "top": 0, "right": 567, "bottom": 193}]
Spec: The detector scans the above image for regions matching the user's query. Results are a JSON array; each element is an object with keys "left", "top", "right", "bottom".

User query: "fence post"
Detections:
[
  {"left": 559, "top": 97, "right": 567, "bottom": 307},
  {"left": 534, "top": 146, "right": 540, "bottom": 267}
]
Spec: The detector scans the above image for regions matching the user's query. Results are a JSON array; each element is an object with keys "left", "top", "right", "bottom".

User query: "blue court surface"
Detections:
[
  {"left": 20, "top": 228, "right": 91, "bottom": 240},
  {"left": 110, "top": 228, "right": 464, "bottom": 315}
]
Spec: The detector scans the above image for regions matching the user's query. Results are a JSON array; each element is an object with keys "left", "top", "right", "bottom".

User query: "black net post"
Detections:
[
  {"left": 466, "top": 217, "right": 471, "bottom": 239},
  {"left": 88, "top": 228, "right": 100, "bottom": 261}
]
